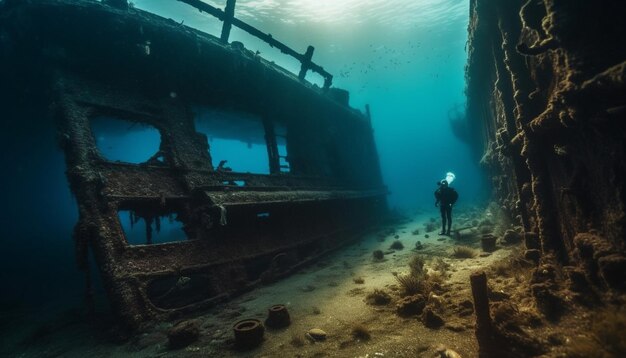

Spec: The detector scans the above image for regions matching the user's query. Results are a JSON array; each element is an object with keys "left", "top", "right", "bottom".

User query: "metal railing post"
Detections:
[
  {"left": 220, "top": 0, "right": 236, "bottom": 43},
  {"left": 323, "top": 75, "right": 333, "bottom": 91},
  {"left": 298, "top": 45, "right": 314, "bottom": 81},
  {"left": 262, "top": 117, "right": 281, "bottom": 174},
  {"left": 177, "top": 0, "right": 333, "bottom": 90}
]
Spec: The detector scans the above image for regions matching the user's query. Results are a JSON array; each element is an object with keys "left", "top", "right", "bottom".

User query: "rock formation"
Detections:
[
  {"left": 466, "top": 0, "right": 625, "bottom": 290},
  {"left": 466, "top": 0, "right": 626, "bottom": 355}
]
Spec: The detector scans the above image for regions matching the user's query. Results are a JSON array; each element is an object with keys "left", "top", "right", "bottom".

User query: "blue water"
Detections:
[
  {"left": 0, "top": 0, "right": 487, "bottom": 333},
  {"left": 119, "top": 211, "right": 187, "bottom": 245},
  {"left": 92, "top": 117, "right": 162, "bottom": 163}
]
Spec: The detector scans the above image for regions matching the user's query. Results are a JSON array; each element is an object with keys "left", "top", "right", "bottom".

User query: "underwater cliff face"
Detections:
[
  {"left": 465, "top": 0, "right": 626, "bottom": 316},
  {"left": 464, "top": 0, "right": 626, "bottom": 354}
]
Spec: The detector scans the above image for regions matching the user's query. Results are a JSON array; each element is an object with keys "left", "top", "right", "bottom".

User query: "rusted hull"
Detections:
[{"left": 0, "top": 0, "right": 387, "bottom": 329}]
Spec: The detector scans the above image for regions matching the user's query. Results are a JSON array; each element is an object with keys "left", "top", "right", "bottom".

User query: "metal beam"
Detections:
[
  {"left": 220, "top": 0, "right": 236, "bottom": 43},
  {"left": 176, "top": 0, "right": 333, "bottom": 89}
]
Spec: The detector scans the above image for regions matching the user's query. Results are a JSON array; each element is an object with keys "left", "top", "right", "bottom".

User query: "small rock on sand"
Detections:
[
  {"left": 436, "top": 344, "right": 462, "bottom": 358},
  {"left": 167, "top": 319, "right": 200, "bottom": 349},
  {"left": 422, "top": 307, "right": 445, "bottom": 328}
]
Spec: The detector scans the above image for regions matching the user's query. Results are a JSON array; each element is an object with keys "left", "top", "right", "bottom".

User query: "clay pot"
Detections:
[
  {"left": 233, "top": 319, "right": 264, "bottom": 350},
  {"left": 481, "top": 234, "right": 497, "bottom": 252},
  {"left": 265, "top": 304, "right": 291, "bottom": 329}
]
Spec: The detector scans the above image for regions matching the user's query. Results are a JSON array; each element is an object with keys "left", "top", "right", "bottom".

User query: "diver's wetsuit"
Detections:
[{"left": 435, "top": 184, "right": 458, "bottom": 235}]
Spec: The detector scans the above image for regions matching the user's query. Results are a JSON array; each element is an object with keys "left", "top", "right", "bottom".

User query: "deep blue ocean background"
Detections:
[{"left": 0, "top": 0, "right": 487, "bottom": 328}]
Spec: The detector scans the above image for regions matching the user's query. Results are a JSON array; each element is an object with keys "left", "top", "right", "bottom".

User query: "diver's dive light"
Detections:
[{"left": 445, "top": 172, "right": 456, "bottom": 185}]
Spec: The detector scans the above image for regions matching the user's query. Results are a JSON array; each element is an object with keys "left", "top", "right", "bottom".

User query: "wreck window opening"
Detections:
[
  {"left": 208, "top": 138, "right": 270, "bottom": 174},
  {"left": 194, "top": 108, "right": 271, "bottom": 174},
  {"left": 90, "top": 117, "right": 163, "bottom": 164},
  {"left": 275, "top": 126, "right": 290, "bottom": 173},
  {"left": 223, "top": 180, "right": 246, "bottom": 187},
  {"left": 303, "top": 71, "right": 326, "bottom": 89},
  {"left": 118, "top": 210, "right": 187, "bottom": 245},
  {"left": 278, "top": 143, "right": 290, "bottom": 172}
]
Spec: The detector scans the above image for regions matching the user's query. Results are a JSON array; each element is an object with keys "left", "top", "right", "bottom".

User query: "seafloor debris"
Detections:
[
  {"left": 390, "top": 240, "right": 404, "bottom": 250},
  {"left": 452, "top": 246, "right": 477, "bottom": 259},
  {"left": 233, "top": 319, "right": 265, "bottom": 350},
  {"left": 435, "top": 344, "right": 462, "bottom": 358},
  {"left": 366, "top": 289, "right": 392, "bottom": 305},
  {"left": 306, "top": 328, "right": 327, "bottom": 342},
  {"left": 396, "top": 294, "right": 426, "bottom": 317},
  {"left": 351, "top": 324, "right": 371, "bottom": 341},
  {"left": 422, "top": 307, "right": 445, "bottom": 329},
  {"left": 264, "top": 304, "right": 290, "bottom": 329},
  {"left": 167, "top": 319, "right": 200, "bottom": 349}
]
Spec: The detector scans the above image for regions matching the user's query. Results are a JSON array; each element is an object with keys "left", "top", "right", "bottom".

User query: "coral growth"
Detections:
[
  {"left": 390, "top": 240, "right": 404, "bottom": 250},
  {"left": 408, "top": 255, "right": 425, "bottom": 276},
  {"left": 422, "top": 307, "right": 445, "bottom": 329},
  {"left": 490, "top": 249, "right": 533, "bottom": 279},
  {"left": 366, "top": 289, "right": 392, "bottom": 305},
  {"left": 426, "top": 271, "right": 446, "bottom": 288},
  {"left": 452, "top": 246, "right": 477, "bottom": 259},
  {"left": 502, "top": 229, "right": 522, "bottom": 244},
  {"left": 588, "top": 308, "right": 626, "bottom": 356},
  {"left": 372, "top": 250, "right": 384, "bottom": 261},
  {"left": 395, "top": 274, "right": 426, "bottom": 296},
  {"left": 396, "top": 294, "right": 426, "bottom": 317},
  {"left": 351, "top": 324, "right": 371, "bottom": 341},
  {"left": 433, "top": 258, "right": 450, "bottom": 274}
]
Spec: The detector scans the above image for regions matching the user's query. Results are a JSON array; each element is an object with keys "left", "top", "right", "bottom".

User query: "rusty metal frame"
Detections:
[{"left": 1, "top": 0, "right": 387, "bottom": 330}]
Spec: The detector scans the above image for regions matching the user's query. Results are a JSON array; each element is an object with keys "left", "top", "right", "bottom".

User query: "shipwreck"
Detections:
[{"left": 0, "top": 0, "right": 387, "bottom": 330}]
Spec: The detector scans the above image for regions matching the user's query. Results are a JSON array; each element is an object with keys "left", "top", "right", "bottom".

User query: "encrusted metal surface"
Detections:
[{"left": 0, "top": 0, "right": 387, "bottom": 329}]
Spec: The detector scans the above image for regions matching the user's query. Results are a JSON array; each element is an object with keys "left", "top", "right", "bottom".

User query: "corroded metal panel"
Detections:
[{"left": 0, "top": 0, "right": 387, "bottom": 329}]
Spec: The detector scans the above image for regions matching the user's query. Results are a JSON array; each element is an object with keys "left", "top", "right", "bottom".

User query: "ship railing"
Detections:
[{"left": 176, "top": 0, "right": 334, "bottom": 90}]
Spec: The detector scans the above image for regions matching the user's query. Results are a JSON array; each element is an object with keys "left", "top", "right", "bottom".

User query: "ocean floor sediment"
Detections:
[{"left": 5, "top": 205, "right": 522, "bottom": 357}]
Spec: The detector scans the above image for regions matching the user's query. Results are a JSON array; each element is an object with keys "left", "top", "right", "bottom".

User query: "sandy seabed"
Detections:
[{"left": 6, "top": 207, "right": 519, "bottom": 358}]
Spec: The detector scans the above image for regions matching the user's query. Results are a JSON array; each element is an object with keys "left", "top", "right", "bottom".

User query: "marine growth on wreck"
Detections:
[{"left": 0, "top": 0, "right": 624, "bottom": 357}]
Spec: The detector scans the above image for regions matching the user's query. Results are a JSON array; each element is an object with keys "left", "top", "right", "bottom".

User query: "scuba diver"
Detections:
[{"left": 435, "top": 178, "right": 458, "bottom": 235}]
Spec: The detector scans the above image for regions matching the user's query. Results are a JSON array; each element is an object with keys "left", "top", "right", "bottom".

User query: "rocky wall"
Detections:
[{"left": 466, "top": 0, "right": 626, "bottom": 290}]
